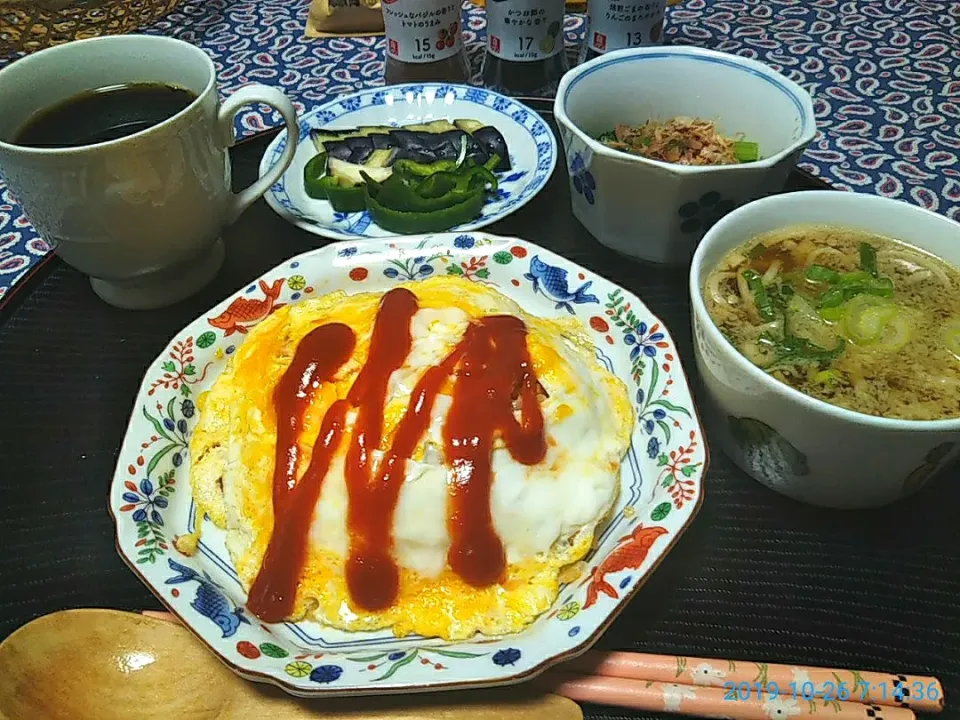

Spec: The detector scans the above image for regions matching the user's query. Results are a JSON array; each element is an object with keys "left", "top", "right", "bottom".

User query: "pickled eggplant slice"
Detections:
[
  {"left": 322, "top": 140, "right": 395, "bottom": 167},
  {"left": 472, "top": 126, "right": 511, "bottom": 171},
  {"left": 328, "top": 157, "right": 393, "bottom": 186},
  {"left": 402, "top": 119, "right": 457, "bottom": 133},
  {"left": 453, "top": 119, "right": 485, "bottom": 134},
  {"left": 389, "top": 130, "right": 441, "bottom": 164},
  {"left": 389, "top": 129, "right": 485, "bottom": 165},
  {"left": 322, "top": 140, "right": 356, "bottom": 163},
  {"left": 309, "top": 120, "right": 510, "bottom": 169},
  {"left": 309, "top": 125, "right": 392, "bottom": 150},
  {"left": 343, "top": 136, "right": 376, "bottom": 164},
  {"left": 365, "top": 148, "right": 396, "bottom": 169}
]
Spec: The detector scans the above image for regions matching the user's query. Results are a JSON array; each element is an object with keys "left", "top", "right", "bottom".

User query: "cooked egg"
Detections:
[{"left": 189, "top": 276, "right": 634, "bottom": 640}]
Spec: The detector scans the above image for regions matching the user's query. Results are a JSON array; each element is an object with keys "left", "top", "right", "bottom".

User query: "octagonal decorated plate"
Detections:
[{"left": 110, "top": 232, "right": 706, "bottom": 697}]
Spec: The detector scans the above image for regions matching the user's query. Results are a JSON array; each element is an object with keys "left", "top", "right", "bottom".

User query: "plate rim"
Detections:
[
  {"left": 257, "top": 83, "right": 559, "bottom": 241},
  {"left": 108, "top": 231, "right": 707, "bottom": 697}
]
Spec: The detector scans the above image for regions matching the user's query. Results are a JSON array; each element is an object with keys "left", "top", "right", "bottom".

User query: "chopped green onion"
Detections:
[
  {"left": 870, "top": 277, "right": 894, "bottom": 295},
  {"left": 840, "top": 295, "right": 910, "bottom": 350},
  {"left": 748, "top": 243, "right": 767, "bottom": 260},
  {"left": 806, "top": 264, "right": 840, "bottom": 283},
  {"left": 859, "top": 242, "right": 879, "bottom": 278},
  {"left": 837, "top": 270, "right": 871, "bottom": 285},
  {"left": 743, "top": 269, "right": 776, "bottom": 321},
  {"left": 817, "top": 286, "right": 847, "bottom": 309},
  {"left": 817, "top": 275, "right": 894, "bottom": 308},
  {"left": 813, "top": 369, "right": 842, "bottom": 385},
  {"left": 734, "top": 140, "right": 760, "bottom": 163},
  {"left": 818, "top": 306, "right": 845, "bottom": 322},
  {"left": 772, "top": 336, "right": 846, "bottom": 366}
]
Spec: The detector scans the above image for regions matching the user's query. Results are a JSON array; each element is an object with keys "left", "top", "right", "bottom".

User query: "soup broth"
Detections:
[{"left": 703, "top": 225, "right": 960, "bottom": 421}]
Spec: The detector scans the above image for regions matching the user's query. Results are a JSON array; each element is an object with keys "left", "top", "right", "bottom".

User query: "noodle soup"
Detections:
[{"left": 703, "top": 224, "right": 960, "bottom": 421}]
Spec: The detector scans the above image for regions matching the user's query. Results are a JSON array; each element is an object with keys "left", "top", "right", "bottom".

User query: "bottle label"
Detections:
[
  {"left": 486, "top": 0, "right": 565, "bottom": 62},
  {"left": 586, "top": 0, "right": 666, "bottom": 54},
  {"left": 382, "top": 0, "right": 463, "bottom": 64}
]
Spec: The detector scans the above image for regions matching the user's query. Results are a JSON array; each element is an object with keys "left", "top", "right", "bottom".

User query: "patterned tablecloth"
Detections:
[{"left": 0, "top": 0, "right": 958, "bottom": 300}]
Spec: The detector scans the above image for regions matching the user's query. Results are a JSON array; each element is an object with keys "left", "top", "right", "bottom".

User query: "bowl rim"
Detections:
[
  {"left": 553, "top": 45, "right": 817, "bottom": 176},
  {"left": 690, "top": 189, "right": 960, "bottom": 431}
]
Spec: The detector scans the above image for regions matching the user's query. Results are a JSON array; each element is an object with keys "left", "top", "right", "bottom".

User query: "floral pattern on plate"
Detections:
[{"left": 110, "top": 232, "right": 705, "bottom": 696}]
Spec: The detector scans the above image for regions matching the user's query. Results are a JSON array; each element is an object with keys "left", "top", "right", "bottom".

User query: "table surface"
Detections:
[
  {"left": 1, "top": 0, "right": 959, "bottom": 301},
  {"left": 2, "top": 101, "right": 959, "bottom": 720}
]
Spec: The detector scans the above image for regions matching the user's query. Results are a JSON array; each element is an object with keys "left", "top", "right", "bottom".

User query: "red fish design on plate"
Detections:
[
  {"left": 208, "top": 278, "right": 285, "bottom": 336},
  {"left": 581, "top": 524, "right": 668, "bottom": 609}
]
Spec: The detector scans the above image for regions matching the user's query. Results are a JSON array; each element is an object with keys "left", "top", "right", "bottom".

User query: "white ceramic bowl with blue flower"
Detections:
[
  {"left": 691, "top": 191, "right": 960, "bottom": 509},
  {"left": 110, "top": 232, "right": 706, "bottom": 697},
  {"left": 554, "top": 46, "right": 817, "bottom": 266},
  {"left": 259, "top": 84, "right": 557, "bottom": 240}
]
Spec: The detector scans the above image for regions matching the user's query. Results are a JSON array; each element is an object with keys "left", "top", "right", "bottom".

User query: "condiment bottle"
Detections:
[
  {"left": 481, "top": 0, "right": 569, "bottom": 96},
  {"left": 579, "top": 0, "right": 667, "bottom": 63},
  {"left": 382, "top": 0, "right": 471, "bottom": 84}
]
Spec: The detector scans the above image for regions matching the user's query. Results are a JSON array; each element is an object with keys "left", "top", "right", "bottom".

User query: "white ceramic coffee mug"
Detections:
[{"left": 0, "top": 34, "right": 299, "bottom": 309}]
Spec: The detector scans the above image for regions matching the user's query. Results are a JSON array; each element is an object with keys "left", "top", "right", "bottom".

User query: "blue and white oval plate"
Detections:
[{"left": 259, "top": 84, "right": 558, "bottom": 240}]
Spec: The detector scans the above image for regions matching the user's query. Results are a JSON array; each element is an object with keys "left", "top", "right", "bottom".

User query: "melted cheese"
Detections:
[{"left": 189, "top": 276, "right": 634, "bottom": 639}]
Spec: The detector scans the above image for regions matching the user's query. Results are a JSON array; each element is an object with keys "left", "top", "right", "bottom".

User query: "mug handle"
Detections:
[{"left": 217, "top": 84, "right": 299, "bottom": 225}]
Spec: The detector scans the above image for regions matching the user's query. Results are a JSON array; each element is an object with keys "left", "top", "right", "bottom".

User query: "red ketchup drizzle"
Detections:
[
  {"left": 247, "top": 323, "right": 355, "bottom": 623},
  {"left": 249, "top": 288, "right": 547, "bottom": 621},
  {"left": 443, "top": 316, "right": 546, "bottom": 587},
  {"left": 342, "top": 287, "right": 424, "bottom": 611}
]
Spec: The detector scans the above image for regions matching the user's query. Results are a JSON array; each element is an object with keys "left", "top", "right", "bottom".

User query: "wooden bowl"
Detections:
[{"left": 0, "top": 609, "right": 582, "bottom": 720}]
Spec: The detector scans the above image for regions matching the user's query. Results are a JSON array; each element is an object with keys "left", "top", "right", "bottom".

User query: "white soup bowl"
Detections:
[
  {"left": 691, "top": 190, "right": 960, "bottom": 509},
  {"left": 554, "top": 46, "right": 817, "bottom": 266}
]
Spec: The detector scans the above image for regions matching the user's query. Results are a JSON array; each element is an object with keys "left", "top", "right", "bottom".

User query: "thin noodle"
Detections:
[
  {"left": 898, "top": 270, "right": 932, "bottom": 287},
  {"left": 762, "top": 260, "right": 782, "bottom": 286},
  {"left": 741, "top": 320, "right": 783, "bottom": 339},
  {"left": 756, "top": 320, "right": 782, "bottom": 335},
  {"left": 880, "top": 249, "right": 953, "bottom": 289},
  {"left": 706, "top": 272, "right": 740, "bottom": 307},
  {"left": 736, "top": 271, "right": 757, "bottom": 321}
]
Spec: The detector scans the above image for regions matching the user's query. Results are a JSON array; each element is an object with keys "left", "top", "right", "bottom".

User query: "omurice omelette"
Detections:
[{"left": 187, "top": 275, "right": 634, "bottom": 640}]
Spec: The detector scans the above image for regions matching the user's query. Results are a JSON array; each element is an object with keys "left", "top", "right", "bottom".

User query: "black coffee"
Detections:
[{"left": 14, "top": 82, "right": 198, "bottom": 149}]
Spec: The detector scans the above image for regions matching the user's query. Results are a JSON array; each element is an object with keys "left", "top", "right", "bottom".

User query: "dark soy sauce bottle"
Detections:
[
  {"left": 579, "top": 0, "right": 667, "bottom": 63},
  {"left": 481, "top": 0, "right": 568, "bottom": 96},
  {"left": 382, "top": 0, "right": 470, "bottom": 85}
]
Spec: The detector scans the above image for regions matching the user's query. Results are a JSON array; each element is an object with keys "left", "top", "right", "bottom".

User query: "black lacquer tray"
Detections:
[{"left": 1, "top": 98, "right": 958, "bottom": 720}]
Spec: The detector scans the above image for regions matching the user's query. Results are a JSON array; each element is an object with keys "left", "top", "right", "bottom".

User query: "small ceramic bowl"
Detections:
[
  {"left": 553, "top": 46, "right": 817, "bottom": 266},
  {"left": 690, "top": 190, "right": 960, "bottom": 509}
]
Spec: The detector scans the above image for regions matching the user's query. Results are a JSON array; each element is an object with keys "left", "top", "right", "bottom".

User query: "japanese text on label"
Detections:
[
  {"left": 586, "top": 0, "right": 666, "bottom": 53},
  {"left": 486, "top": 0, "right": 565, "bottom": 62},
  {"left": 383, "top": 0, "right": 462, "bottom": 63}
]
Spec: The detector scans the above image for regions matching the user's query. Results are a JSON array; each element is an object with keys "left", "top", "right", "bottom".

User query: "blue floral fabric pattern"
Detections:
[{"left": 0, "top": 0, "right": 958, "bottom": 299}]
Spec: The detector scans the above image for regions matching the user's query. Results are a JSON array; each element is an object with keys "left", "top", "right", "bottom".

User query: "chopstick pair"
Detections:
[
  {"left": 540, "top": 651, "right": 944, "bottom": 720},
  {"left": 141, "top": 611, "right": 943, "bottom": 719}
]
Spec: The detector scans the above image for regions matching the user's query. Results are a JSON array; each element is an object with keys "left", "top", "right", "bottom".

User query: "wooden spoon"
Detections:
[{"left": 0, "top": 609, "right": 582, "bottom": 720}]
